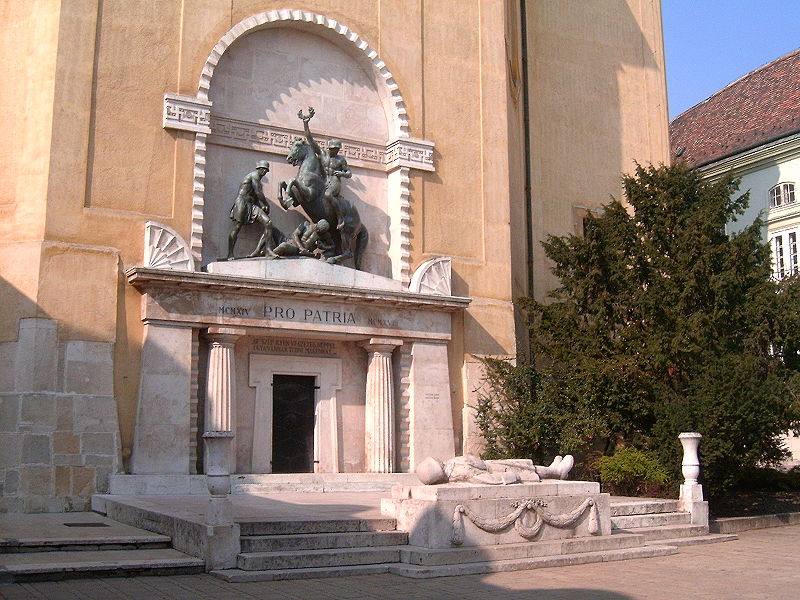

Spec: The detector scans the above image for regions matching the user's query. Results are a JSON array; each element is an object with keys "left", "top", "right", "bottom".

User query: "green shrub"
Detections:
[
  {"left": 736, "top": 466, "right": 800, "bottom": 492},
  {"left": 596, "top": 447, "right": 672, "bottom": 496}
]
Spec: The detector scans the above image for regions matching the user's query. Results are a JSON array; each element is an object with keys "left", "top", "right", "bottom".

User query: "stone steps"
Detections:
[
  {"left": 238, "top": 545, "right": 404, "bottom": 570},
  {"left": 0, "top": 536, "right": 171, "bottom": 554},
  {"left": 646, "top": 533, "right": 739, "bottom": 547},
  {"left": 612, "top": 523, "right": 710, "bottom": 541},
  {"left": 241, "top": 530, "right": 408, "bottom": 552},
  {"left": 212, "top": 563, "right": 392, "bottom": 582},
  {"left": 387, "top": 545, "right": 679, "bottom": 579},
  {"left": 608, "top": 497, "right": 733, "bottom": 547},
  {"left": 0, "top": 548, "right": 204, "bottom": 583},
  {"left": 216, "top": 542, "right": 680, "bottom": 582},
  {"left": 610, "top": 498, "right": 679, "bottom": 516},
  {"left": 0, "top": 512, "right": 202, "bottom": 583},
  {"left": 234, "top": 516, "right": 404, "bottom": 574},
  {"left": 611, "top": 511, "right": 692, "bottom": 529},
  {"left": 239, "top": 517, "right": 397, "bottom": 536},
  {"left": 400, "top": 532, "right": 647, "bottom": 566}
]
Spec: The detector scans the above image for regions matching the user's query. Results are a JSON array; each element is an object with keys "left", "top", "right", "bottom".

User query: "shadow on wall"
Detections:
[{"left": 527, "top": 0, "right": 662, "bottom": 300}]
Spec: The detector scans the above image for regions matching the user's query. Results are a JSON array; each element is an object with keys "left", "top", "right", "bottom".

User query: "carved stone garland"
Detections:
[{"left": 451, "top": 498, "right": 599, "bottom": 546}]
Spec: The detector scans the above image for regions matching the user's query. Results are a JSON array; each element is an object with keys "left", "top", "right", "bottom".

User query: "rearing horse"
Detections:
[{"left": 278, "top": 108, "right": 368, "bottom": 269}]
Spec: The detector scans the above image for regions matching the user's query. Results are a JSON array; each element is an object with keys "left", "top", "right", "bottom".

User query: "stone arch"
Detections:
[
  {"left": 197, "top": 9, "right": 409, "bottom": 137},
  {"left": 183, "top": 9, "right": 422, "bottom": 279}
]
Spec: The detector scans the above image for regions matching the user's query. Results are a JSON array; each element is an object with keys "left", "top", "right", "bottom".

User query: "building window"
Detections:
[
  {"left": 769, "top": 182, "right": 796, "bottom": 208},
  {"left": 771, "top": 228, "right": 799, "bottom": 280}
]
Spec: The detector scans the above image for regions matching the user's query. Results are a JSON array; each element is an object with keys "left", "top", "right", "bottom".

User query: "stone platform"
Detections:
[
  {"left": 206, "top": 257, "right": 404, "bottom": 292},
  {"left": 9, "top": 490, "right": 735, "bottom": 582}
]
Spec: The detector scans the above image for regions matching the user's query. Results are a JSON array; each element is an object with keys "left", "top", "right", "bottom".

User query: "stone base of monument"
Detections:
[
  {"left": 207, "top": 257, "right": 404, "bottom": 292},
  {"left": 380, "top": 481, "right": 678, "bottom": 578}
]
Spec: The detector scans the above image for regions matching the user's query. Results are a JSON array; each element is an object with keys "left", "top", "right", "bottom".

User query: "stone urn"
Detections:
[{"left": 678, "top": 432, "right": 702, "bottom": 485}]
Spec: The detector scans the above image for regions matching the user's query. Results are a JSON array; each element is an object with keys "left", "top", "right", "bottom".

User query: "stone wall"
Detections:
[{"left": 0, "top": 318, "right": 121, "bottom": 512}]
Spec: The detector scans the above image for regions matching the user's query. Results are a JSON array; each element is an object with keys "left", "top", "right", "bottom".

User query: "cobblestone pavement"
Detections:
[{"left": 2, "top": 524, "right": 798, "bottom": 600}]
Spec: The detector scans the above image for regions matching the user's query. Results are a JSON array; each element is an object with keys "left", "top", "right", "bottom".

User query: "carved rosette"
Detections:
[{"left": 144, "top": 222, "right": 195, "bottom": 271}]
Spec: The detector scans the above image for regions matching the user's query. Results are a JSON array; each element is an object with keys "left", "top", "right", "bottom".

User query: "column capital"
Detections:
[
  {"left": 361, "top": 337, "right": 403, "bottom": 354},
  {"left": 205, "top": 327, "right": 246, "bottom": 345}
]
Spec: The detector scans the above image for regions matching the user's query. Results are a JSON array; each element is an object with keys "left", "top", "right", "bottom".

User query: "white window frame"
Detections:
[
  {"left": 769, "top": 182, "right": 796, "bottom": 208},
  {"left": 770, "top": 226, "right": 799, "bottom": 280}
]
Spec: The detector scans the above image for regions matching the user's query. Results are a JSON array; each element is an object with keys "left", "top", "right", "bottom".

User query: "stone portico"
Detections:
[{"left": 124, "top": 260, "right": 469, "bottom": 490}]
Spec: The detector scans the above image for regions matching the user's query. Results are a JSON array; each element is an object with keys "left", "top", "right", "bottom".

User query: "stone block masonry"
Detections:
[{"left": 0, "top": 318, "right": 121, "bottom": 512}]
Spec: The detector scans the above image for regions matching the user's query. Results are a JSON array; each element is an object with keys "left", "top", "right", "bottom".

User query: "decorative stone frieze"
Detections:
[
  {"left": 206, "top": 115, "right": 433, "bottom": 174},
  {"left": 451, "top": 497, "right": 599, "bottom": 545},
  {"left": 163, "top": 93, "right": 211, "bottom": 134},
  {"left": 386, "top": 137, "right": 435, "bottom": 172},
  {"left": 126, "top": 267, "right": 469, "bottom": 340},
  {"left": 208, "top": 116, "right": 388, "bottom": 171}
]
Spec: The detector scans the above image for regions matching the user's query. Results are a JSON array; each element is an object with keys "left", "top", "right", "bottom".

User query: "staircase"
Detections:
[
  {"left": 0, "top": 513, "right": 204, "bottom": 583},
  {"left": 610, "top": 497, "right": 737, "bottom": 546},
  {"left": 212, "top": 509, "right": 687, "bottom": 581},
  {"left": 212, "top": 517, "right": 407, "bottom": 582}
]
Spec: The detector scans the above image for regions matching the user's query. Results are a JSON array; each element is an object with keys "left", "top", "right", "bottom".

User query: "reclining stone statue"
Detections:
[{"left": 416, "top": 454, "right": 575, "bottom": 485}]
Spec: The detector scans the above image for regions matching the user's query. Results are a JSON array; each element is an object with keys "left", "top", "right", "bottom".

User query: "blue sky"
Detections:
[{"left": 662, "top": 0, "right": 800, "bottom": 121}]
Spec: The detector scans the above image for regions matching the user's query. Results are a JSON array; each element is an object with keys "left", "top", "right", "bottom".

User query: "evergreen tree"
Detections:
[{"left": 478, "top": 163, "right": 800, "bottom": 496}]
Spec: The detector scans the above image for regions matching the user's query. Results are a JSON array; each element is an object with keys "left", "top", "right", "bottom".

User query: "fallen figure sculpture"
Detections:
[{"left": 416, "top": 454, "right": 574, "bottom": 485}]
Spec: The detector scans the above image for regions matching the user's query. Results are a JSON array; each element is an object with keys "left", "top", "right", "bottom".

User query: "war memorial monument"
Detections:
[{"left": 0, "top": 1, "right": 705, "bottom": 581}]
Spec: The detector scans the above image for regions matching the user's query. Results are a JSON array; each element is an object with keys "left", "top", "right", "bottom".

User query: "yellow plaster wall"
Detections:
[
  {"left": 0, "top": 0, "right": 60, "bottom": 242},
  {"left": 526, "top": 0, "right": 670, "bottom": 301},
  {"left": 2, "top": 0, "right": 668, "bottom": 468}
]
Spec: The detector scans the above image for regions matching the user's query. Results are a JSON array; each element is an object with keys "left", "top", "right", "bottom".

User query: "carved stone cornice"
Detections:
[
  {"left": 204, "top": 114, "right": 433, "bottom": 173},
  {"left": 386, "top": 137, "right": 435, "bottom": 172},
  {"left": 163, "top": 94, "right": 212, "bottom": 134},
  {"left": 126, "top": 266, "right": 470, "bottom": 313}
]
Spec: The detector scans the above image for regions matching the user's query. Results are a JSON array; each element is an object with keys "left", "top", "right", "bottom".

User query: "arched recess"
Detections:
[{"left": 163, "top": 9, "right": 435, "bottom": 283}]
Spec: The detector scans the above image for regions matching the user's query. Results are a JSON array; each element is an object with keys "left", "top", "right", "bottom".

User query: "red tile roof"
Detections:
[{"left": 669, "top": 48, "right": 800, "bottom": 168}]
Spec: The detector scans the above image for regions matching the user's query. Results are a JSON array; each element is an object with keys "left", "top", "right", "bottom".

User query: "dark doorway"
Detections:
[{"left": 272, "top": 374, "right": 316, "bottom": 473}]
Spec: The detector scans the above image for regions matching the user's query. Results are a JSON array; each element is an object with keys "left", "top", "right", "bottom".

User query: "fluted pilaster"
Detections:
[
  {"left": 205, "top": 327, "right": 245, "bottom": 432},
  {"left": 362, "top": 338, "right": 402, "bottom": 473}
]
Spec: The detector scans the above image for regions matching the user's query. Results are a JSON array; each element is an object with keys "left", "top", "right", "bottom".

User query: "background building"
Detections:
[
  {"left": 670, "top": 47, "right": 800, "bottom": 462},
  {"left": 0, "top": 1, "right": 670, "bottom": 512}
]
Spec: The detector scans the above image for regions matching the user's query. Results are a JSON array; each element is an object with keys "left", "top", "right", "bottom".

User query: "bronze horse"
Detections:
[{"left": 278, "top": 110, "right": 368, "bottom": 269}]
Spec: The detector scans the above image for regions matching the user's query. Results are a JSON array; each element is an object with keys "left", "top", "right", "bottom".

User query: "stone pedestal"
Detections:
[
  {"left": 383, "top": 481, "right": 609, "bottom": 549},
  {"left": 362, "top": 338, "right": 402, "bottom": 473},
  {"left": 202, "top": 432, "right": 239, "bottom": 569},
  {"left": 380, "top": 481, "right": 616, "bottom": 573},
  {"left": 678, "top": 432, "right": 708, "bottom": 526}
]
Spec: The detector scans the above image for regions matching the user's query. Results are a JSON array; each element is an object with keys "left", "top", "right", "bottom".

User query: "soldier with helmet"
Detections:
[{"left": 226, "top": 159, "right": 275, "bottom": 259}]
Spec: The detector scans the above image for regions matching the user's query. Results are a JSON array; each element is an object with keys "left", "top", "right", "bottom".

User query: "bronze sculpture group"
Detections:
[{"left": 225, "top": 108, "right": 368, "bottom": 269}]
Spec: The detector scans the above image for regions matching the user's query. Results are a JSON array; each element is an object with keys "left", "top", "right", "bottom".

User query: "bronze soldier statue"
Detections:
[
  {"left": 271, "top": 219, "right": 335, "bottom": 260},
  {"left": 226, "top": 160, "right": 275, "bottom": 260}
]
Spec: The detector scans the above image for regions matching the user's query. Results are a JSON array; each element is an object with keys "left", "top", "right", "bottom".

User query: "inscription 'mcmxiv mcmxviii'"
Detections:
[{"left": 218, "top": 303, "right": 357, "bottom": 324}]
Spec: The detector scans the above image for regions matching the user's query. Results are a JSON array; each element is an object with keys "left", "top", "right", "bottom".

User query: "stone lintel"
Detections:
[{"left": 126, "top": 267, "right": 470, "bottom": 312}]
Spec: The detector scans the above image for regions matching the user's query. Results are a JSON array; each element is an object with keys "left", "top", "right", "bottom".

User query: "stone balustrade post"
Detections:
[
  {"left": 678, "top": 432, "right": 708, "bottom": 526},
  {"left": 361, "top": 338, "right": 402, "bottom": 473}
]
